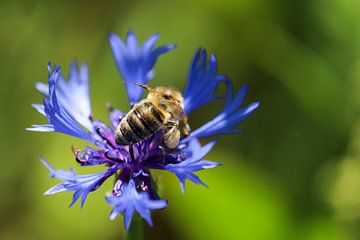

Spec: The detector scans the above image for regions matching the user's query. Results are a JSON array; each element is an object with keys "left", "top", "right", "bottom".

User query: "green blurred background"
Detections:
[{"left": 1, "top": 0, "right": 360, "bottom": 239}]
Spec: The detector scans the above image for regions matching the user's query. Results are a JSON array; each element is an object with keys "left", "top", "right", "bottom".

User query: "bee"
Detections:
[{"left": 115, "top": 82, "right": 190, "bottom": 149}]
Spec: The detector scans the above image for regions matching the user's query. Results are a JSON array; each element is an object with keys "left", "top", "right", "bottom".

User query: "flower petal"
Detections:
[
  {"left": 26, "top": 124, "right": 54, "bottom": 132},
  {"left": 183, "top": 49, "right": 228, "bottom": 115},
  {"left": 35, "top": 61, "right": 93, "bottom": 131},
  {"left": 164, "top": 139, "right": 220, "bottom": 192},
  {"left": 31, "top": 103, "right": 46, "bottom": 116},
  {"left": 108, "top": 107, "right": 126, "bottom": 130},
  {"left": 41, "top": 158, "right": 117, "bottom": 207},
  {"left": 28, "top": 64, "right": 95, "bottom": 143},
  {"left": 186, "top": 82, "right": 259, "bottom": 139},
  {"left": 106, "top": 179, "right": 167, "bottom": 230},
  {"left": 109, "top": 31, "right": 176, "bottom": 105}
]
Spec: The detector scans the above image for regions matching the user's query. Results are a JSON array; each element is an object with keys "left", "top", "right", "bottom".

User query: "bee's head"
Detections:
[
  {"left": 152, "top": 87, "right": 183, "bottom": 104},
  {"left": 148, "top": 87, "right": 184, "bottom": 120}
]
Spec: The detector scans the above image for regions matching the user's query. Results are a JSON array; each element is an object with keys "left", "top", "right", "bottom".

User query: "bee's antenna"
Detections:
[{"left": 123, "top": 81, "right": 154, "bottom": 91}]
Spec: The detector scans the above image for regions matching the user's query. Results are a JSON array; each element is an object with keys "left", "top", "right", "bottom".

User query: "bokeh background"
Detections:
[{"left": 1, "top": 0, "right": 360, "bottom": 239}]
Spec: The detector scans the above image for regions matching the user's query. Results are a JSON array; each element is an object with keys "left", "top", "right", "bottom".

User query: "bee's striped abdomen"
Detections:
[{"left": 115, "top": 102, "right": 164, "bottom": 145}]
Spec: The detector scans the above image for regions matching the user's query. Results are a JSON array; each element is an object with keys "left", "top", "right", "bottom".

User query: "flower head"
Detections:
[{"left": 28, "top": 31, "right": 259, "bottom": 230}]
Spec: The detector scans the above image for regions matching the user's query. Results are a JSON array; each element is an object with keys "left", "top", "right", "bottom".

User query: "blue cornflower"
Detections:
[{"left": 28, "top": 31, "right": 259, "bottom": 230}]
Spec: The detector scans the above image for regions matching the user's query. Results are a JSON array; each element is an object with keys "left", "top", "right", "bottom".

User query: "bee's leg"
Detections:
[
  {"left": 182, "top": 115, "right": 191, "bottom": 136},
  {"left": 163, "top": 120, "right": 180, "bottom": 149}
]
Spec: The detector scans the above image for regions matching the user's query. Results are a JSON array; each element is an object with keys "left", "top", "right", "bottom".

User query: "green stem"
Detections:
[{"left": 126, "top": 213, "right": 144, "bottom": 240}]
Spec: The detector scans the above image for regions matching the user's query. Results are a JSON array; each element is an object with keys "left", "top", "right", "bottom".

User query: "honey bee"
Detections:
[{"left": 115, "top": 82, "right": 190, "bottom": 149}]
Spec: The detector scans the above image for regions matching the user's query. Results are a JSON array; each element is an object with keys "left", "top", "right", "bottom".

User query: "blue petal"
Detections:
[
  {"left": 186, "top": 82, "right": 259, "bottom": 139},
  {"left": 109, "top": 31, "right": 176, "bottom": 106},
  {"left": 124, "top": 205, "right": 135, "bottom": 230},
  {"left": 35, "top": 61, "right": 93, "bottom": 131},
  {"left": 31, "top": 104, "right": 45, "bottom": 116},
  {"left": 164, "top": 139, "right": 220, "bottom": 192},
  {"left": 106, "top": 179, "right": 167, "bottom": 230},
  {"left": 41, "top": 158, "right": 117, "bottom": 207},
  {"left": 28, "top": 64, "right": 95, "bottom": 143},
  {"left": 108, "top": 107, "right": 126, "bottom": 130},
  {"left": 26, "top": 124, "right": 54, "bottom": 132},
  {"left": 35, "top": 82, "right": 48, "bottom": 95},
  {"left": 183, "top": 49, "right": 228, "bottom": 115}
]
